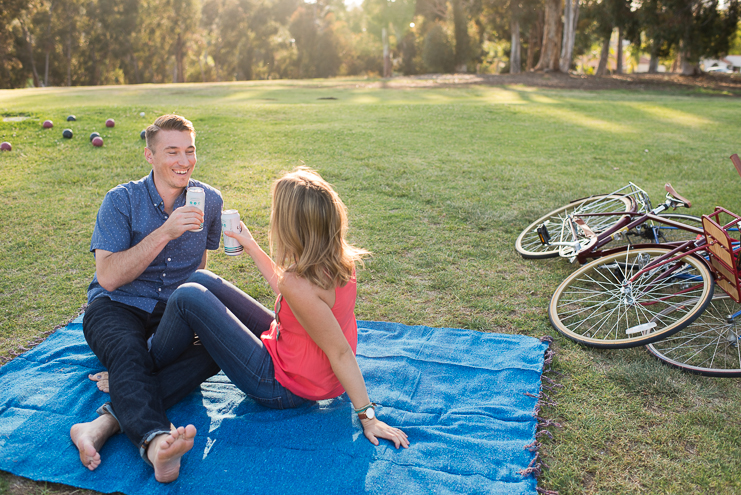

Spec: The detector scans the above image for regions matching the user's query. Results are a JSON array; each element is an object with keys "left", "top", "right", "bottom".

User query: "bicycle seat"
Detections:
[{"left": 665, "top": 183, "right": 692, "bottom": 208}]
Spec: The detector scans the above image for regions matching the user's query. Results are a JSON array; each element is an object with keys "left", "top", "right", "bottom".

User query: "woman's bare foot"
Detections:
[
  {"left": 69, "top": 414, "right": 119, "bottom": 470},
  {"left": 89, "top": 371, "right": 109, "bottom": 393},
  {"left": 147, "top": 425, "right": 196, "bottom": 483}
]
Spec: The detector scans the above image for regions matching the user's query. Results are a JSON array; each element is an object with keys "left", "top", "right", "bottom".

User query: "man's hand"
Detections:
[
  {"left": 160, "top": 206, "right": 204, "bottom": 240},
  {"left": 95, "top": 206, "right": 203, "bottom": 292}
]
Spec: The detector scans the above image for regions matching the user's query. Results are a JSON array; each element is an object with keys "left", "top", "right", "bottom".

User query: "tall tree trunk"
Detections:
[
  {"left": 0, "top": 44, "right": 10, "bottom": 87},
  {"left": 131, "top": 53, "right": 141, "bottom": 84},
  {"left": 90, "top": 43, "right": 98, "bottom": 85},
  {"left": 175, "top": 33, "right": 185, "bottom": 83},
  {"left": 43, "top": 1, "right": 53, "bottom": 86},
  {"left": 66, "top": 33, "right": 72, "bottom": 86},
  {"left": 681, "top": 54, "right": 698, "bottom": 75},
  {"left": 43, "top": 0, "right": 55, "bottom": 87},
  {"left": 679, "top": 38, "right": 698, "bottom": 75},
  {"left": 616, "top": 27, "right": 623, "bottom": 74},
  {"left": 44, "top": 52, "right": 50, "bottom": 86},
  {"left": 526, "top": 10, "right": 543, "bottom": 71},
  {"left": 453, "top": 0, "right": 469, "bottom": 71},
  {"left": 510, "top": 8, "right": 521, "bottom": 73},
  {"left": 558, "top": 0, "right": 579, "bottom": 73},
  {"left": 382, "top": 27, "right": 391, "bottom": 77},
  {"left": 648, "top": 42, "right": 659, "bottom": 74},
  {"left": 595, "top": 34, "right": 610, "bottom": 76},
  {"left": 199, "top": 51, "right": 206, "bottom": 82},
  {"left": 21, "top": 23, "right": 40, "bottom": 87},
  {"left": 534, "top": 0, "right": 562, "bottom": 71}
]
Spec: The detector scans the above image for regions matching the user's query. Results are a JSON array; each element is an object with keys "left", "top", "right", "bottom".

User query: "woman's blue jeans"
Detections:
[{"left": 150, "top": 270, "right": 309, "bottom": 410}]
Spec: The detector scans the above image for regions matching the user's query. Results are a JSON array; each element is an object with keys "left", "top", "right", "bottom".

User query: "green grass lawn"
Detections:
[{"left": 2, "top": 78, "right": 741, "bottom": 494}]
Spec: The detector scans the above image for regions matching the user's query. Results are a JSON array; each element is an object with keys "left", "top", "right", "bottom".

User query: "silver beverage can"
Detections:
[
  {"left": 186, "top": 187, "right": 206, "bottom": 232},
  {"left": 221, "top": 209, "right": 243, "bottom": 256}
]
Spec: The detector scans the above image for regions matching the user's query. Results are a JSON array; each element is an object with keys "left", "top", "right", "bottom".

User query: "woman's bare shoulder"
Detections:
[{"left": 279, "top": 271, "right": 335, "bottom": 306}]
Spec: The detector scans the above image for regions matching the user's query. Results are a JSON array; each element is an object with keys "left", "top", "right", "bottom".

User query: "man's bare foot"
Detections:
[
  {"left": 147, "top": 425, "right": 196, "bottom": 483},
  {"left": 89, "top": 371, "right": 109, "bottom": 393},
  {"left": 69, "top": 414, "right": 119, "bottom": 471}
]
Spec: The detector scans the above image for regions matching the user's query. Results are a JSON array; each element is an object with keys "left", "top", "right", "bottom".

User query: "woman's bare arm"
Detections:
[{"left": 279, "top": 273, "right": 409, "bottom": 449}]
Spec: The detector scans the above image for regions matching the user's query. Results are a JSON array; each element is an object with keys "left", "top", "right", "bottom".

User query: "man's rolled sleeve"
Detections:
[{"left": 90, "top": 188, "right": 133, "bottom": 255}]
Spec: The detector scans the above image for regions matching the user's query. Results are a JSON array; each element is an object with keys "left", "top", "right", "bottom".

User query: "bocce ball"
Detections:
[
  {"left": 43, "top": 120, "right": 53, "bottom": 128},
  {"left": 62, "top": 129, "right": 73, "bottom": 139},
  {"left": 90, "top": 132, "right": 100, "bottom": 141},
  {"left": 140, "top": 130, "right": 146, "bottom": 140},
  {"left": 92, "top": 136, "right": 104, "bottom": 147},
  {"left": 67, "top": 115, "right": 76, "bottom": 121},
  {"left": 140, "top": 112, "right": 145, "bottom": 117},
  {"left": 105, "top": 119, "right": 115, "bottom": 128},
  {"left": 0, "top": 142, "right": 11, "bottom": 151}
]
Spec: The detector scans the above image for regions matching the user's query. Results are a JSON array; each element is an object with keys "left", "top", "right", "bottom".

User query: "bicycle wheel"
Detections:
[
  {"left": 621, "top": 213, "right": 703, "bottom": 246},
  {"left": 516, "top": 195, "right": 635, "bottom": 259},
  {"left": 549, "top": 247, "right": 714, "bottom": 348},
  {"left": 646, "top": 294, "right": 741, "bottom": 376}
]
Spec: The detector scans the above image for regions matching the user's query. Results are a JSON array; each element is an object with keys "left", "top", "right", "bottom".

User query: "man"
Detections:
[{"left": 69, "top": 114, "right": 223, "bottom": 483}]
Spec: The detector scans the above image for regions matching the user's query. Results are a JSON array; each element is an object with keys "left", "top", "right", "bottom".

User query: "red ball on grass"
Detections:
[
  {"left": 105, "top": 119, "right": 115, "bottom": 128},
  {"left": 1, "top": 142, "right": 11, "bottom": 151},
  {"left": 92, "top": 136, "right": 104, "bottom": 147},
  {"left": 43, "top": 120, "right": 53, "bottom": 128}
]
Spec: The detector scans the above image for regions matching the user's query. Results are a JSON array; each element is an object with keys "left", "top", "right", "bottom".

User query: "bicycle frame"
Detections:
[{"left": 545, "top": 189, "right": 701, "bottom": 264}]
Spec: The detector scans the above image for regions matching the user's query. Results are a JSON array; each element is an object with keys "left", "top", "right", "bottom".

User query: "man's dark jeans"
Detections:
[{"left": 83, "top": 296, "right": 220, "bottom": 458}]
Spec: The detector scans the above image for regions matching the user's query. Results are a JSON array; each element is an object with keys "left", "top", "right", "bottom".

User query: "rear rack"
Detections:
[{"left": 703, "top": 207, "right": 741, "bottom": 302}]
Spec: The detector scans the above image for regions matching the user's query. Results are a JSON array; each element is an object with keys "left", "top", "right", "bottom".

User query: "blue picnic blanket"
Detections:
[{"left": 0, "top": 315, "right": 548, "bottom": 494}]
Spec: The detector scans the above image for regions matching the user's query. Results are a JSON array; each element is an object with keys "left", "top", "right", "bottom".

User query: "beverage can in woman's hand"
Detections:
[
  {"left": 186, "top": 187, "right": 206, "bottom": 232},
  {"left": 221, "top": 209, "right": 244, "bottom": 256}
]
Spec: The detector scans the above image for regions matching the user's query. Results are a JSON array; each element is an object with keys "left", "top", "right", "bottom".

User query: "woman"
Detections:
[{"left": 150, "top": 168, "right": 409, "bottom": 449}]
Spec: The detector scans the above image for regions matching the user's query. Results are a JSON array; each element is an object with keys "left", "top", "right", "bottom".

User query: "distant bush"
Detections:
[
  {"left": 400, "top": 30, "right": 419, "bottom": 75},
  {"left": 423, "top": 24, "right": 454, "bottom": 73}
]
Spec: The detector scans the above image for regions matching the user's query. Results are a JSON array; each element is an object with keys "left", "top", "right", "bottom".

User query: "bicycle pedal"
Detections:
[{"left": 537, "top": 224, "right": 551, "bottom": 245}]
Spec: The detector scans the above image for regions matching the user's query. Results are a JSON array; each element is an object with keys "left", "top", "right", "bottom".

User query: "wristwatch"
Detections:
[{"left": 355, "top": 402, "right": 377, "bottom": 420}]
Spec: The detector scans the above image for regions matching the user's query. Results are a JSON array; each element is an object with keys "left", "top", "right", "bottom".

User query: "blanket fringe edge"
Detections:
[{"left": 519, "top": 335, "right": 561, "bottom": 495}]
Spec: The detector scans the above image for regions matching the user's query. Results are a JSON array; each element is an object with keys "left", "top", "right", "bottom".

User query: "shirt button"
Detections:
[
  {"left": 167, "top": 258, "right": 171, "bottom": 262},
  {"left": 163, "top": 273, "right": 166, "bottom": 277},
  {"left": 164, "top": 215, "right": 168, "bottom": 219},
  {"left": 158, "top": 288, "right": 162, "bottom": 292}
]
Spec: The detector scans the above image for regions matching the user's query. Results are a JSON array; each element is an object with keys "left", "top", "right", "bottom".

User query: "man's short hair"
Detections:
[{"left": 145, "top": 114, "right": 196, "bottom": 151}]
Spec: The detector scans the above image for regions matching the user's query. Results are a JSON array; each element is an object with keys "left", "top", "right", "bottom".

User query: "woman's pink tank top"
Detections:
[{"left": 261, "top": 276, "right": 358, "bottom": 401}]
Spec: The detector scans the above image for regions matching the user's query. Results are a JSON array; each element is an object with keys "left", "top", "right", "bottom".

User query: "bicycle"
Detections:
[
  {"left": 515, "top": 182, "right": 703, "bottom": 264},
  {"left": 548, "top": 205, "right": 741, "bottom": 366},
  {"left": 546, "top": 154, "right": 741, "bottom": 377}
]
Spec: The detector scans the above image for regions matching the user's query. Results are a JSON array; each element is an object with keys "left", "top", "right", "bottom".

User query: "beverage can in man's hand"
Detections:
[
  {"left": 186, "top": 187, "right": 205, "bottom": 232},
  {"left": 221, "top": 209, "right": 243, "bottom": 256}
]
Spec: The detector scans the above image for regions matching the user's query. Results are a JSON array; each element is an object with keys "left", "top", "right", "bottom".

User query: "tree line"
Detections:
[{"left": 0, "top": 0, "right": 738, "bottom": 88}]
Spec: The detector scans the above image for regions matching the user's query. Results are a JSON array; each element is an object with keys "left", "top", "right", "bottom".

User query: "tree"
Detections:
[
  {"left": 558, "top": 0, "right": 579, "bottom": 72},
  {"left": 533, "top": 0, "right": 561, "bottom": 71},
  {"left": 0, "top": 0, "right": 30, "bottom": 88},
  {"left": 422, "top": 22, "right": 454, "bottom": 72}
]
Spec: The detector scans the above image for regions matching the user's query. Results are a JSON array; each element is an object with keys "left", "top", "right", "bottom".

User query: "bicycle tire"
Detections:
[
  {"left": 646, "top": 294, "right": 741, "bottom": 376},
  {"left": 516, "top": 195, "right": 635, "bottom": 259},
  {"left": 549, "top": 247, "right": 714, "bottom": 348}
]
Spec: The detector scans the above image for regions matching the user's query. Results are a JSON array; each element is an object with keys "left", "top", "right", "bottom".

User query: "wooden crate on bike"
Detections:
[{"left": 702, "top": 207, "right": 741, "bottom": 303}]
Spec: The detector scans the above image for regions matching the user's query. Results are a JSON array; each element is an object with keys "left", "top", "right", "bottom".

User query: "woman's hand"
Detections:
[
  {"left": 223, "top": 221, "right": 256, "bottom": 250},
  {"left": 361, "top": 417, "right": 410, "bottom": 449}
]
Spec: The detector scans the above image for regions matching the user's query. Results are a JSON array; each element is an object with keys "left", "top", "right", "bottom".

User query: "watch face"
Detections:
[{"left": 366, "top": 407, "right": 375, "bottom": 420}]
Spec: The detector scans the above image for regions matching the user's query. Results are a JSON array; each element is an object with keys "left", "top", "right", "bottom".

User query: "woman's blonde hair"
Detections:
[{"left": 269, "top": 167, "right": 369, "bottom": 290}]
